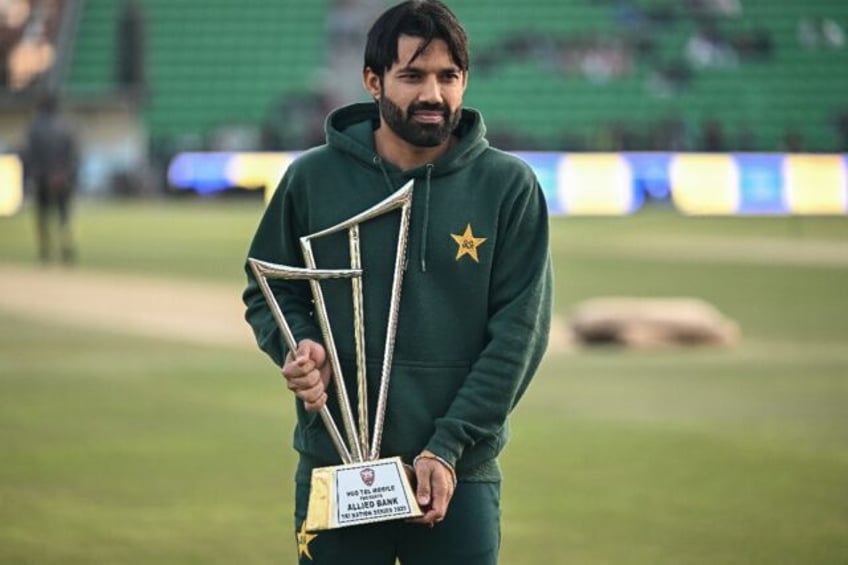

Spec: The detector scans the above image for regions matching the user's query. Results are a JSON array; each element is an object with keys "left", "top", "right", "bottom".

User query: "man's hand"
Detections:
[
  {"left": 282, "top": 339, "right": 331, "bottom": 412},
  {"left": 409, "top": 451, "right": 456, "bottom": 527}
]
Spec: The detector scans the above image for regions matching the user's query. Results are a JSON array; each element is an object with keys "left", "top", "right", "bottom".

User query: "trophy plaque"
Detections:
[{"left": 248, "top": 180, "right": 422, "bottom": 531}]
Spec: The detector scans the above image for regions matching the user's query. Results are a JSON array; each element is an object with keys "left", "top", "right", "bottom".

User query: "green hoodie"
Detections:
[{"left": 243, "top": 102, "right": 552, "bottom": 482}]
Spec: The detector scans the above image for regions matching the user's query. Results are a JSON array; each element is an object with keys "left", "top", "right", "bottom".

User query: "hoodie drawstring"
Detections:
[
  {"left": 373, "top": 156, "right": 432, "bottom": 273},
  {"left": 420, "top": 164, "right": 433, "bottom": 273},
  {"left": 373, "top": 155, "right": 394, "bottom": 193}
]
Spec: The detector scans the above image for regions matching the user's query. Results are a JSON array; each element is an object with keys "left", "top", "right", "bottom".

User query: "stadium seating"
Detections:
[
  {"left": 65, "top": 0, "right": 848, "bottom": 152},
  {"left": 67, "top": 0, "right": 328, "bottom": 141},
  {"left": 455, "top": 0, "right": 848, "bottom": 151}
]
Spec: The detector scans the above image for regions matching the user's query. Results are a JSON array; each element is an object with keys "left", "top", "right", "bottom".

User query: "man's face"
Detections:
[{"left": 367, "top": 35, "right": 467, "bottom": 148}]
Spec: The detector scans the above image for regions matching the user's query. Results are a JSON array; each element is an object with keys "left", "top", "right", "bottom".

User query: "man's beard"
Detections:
[{"left": 378, "top": 95, "right": 461, "bottom": 148}]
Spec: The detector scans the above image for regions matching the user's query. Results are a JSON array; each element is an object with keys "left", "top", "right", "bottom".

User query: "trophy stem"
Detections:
[
  {"left": 349, "top": 225, "right": 370, "bottom": 459},
  {"left": 302, "top": 242, "right": 365, "bottom": 462},
  {"left": 369, "top": 186, "right": 413, "bottom": 460}
]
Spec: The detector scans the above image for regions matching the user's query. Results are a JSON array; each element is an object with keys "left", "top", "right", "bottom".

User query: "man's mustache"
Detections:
[{"left": 408, "top": 102, "right": 450, "bottom": 115}]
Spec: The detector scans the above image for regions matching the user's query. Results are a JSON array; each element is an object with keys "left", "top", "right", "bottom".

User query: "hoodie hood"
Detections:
[
  {"left": 324, "top": 102, "right": 489, "bottom": 178},
  {"left": 324, "top": 102, "right": 490, "bottom": 271}
]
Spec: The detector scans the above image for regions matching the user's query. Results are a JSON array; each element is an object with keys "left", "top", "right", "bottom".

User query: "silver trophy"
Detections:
[{"left": 248, "top": 180, "right": 422, "bottom": 531}]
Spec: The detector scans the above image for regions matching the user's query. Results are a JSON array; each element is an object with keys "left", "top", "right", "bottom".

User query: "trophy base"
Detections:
[{"left": 304, "top": 456, "right": 422, "bottom": 531}]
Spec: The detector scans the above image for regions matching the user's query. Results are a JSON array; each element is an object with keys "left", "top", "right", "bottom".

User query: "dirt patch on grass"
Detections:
[
  {"left": 0, "top": 263, "right": 573, "bottom": 355},
  {"left": 608, "top": 236, "right": 848, "bottom": 267},
  {"left": 0, "top": 264, "right": 255, "bottom": 349}
]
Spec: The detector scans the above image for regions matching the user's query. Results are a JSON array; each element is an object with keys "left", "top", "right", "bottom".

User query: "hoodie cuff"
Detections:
[
  {"left": 414, "top": 450, "right": 457, "bottom": 487},
  {"left": 423, "top": 431, "right": 465, "bottom": 471}
]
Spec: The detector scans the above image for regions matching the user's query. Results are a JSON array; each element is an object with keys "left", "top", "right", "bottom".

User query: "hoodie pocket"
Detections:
[{"left": 377, "top": 363, "right": 471, "bottom": 459}]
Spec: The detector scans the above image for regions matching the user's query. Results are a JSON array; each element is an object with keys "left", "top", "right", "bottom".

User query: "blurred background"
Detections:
[
  {"left": 1, "top": 0, "right": 847, "bottom": 202},
  {"left": 1, "top": 1, "right": 847, "bottom": 563}
]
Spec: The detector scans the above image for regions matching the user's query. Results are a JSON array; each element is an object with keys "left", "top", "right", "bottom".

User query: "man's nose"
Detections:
[{"left": 417, "top": 75, "right": 443, "bottom": 104}]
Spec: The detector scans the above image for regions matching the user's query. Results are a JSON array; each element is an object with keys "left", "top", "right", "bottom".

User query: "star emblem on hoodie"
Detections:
[
  {"left": 297, "top": 522, "right": 317, "bottom": 560},
  {"left": 451, "top": 224, "right": 487, "bottom": 262}
]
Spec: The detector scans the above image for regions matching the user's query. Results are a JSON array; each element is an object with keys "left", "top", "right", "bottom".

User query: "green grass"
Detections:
[
  {"left": 1, "top": 198, "right": 847, "bottom": 563},
  {"left": 504, "top": 345, "right": 848, "bottom": 564},
  {"left": 0, "top": 313, "right": 293, "bottom": 564},
  {"left": 0, "top": 199, "right": 262, "bottom": 285}
]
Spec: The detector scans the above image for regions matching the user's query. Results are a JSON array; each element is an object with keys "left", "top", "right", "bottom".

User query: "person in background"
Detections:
[
  {"left": 242, "top": 1, "right": 552, "bottom": 563},
  {"left": 24, "top": 91, "right": 79, "bottom": 264}
]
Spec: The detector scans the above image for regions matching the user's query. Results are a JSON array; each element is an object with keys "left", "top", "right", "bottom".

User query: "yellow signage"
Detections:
[
  {"left": 0, "top": 154, "right": 24, "bottom": 217},
  {"left": 669, "top": 154, "right": 739, "bottom": 215},
  {"left": 784, "top": 155, "right": 847, "bottom": 214},
  {"left": 557, "top": 153, "right": 635, "bottom": 215}
]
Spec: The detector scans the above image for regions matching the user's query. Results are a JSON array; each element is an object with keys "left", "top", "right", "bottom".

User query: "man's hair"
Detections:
[{"left": 364, "top": 0, "right": 469, "bottom": 78}]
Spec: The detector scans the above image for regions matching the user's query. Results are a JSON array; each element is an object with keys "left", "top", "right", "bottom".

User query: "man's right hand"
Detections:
[{"left": 282, "top": 339, "right": 331, "bottom": 412}]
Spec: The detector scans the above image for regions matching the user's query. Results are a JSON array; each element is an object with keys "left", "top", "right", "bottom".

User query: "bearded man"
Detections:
[{"left": 243, "top": 2, "right": 552, "bottom": 563}]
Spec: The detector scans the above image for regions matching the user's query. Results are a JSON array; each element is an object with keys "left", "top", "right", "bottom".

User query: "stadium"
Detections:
[{"left": 1, "top": 1, "right": 846, "bottom": 563}]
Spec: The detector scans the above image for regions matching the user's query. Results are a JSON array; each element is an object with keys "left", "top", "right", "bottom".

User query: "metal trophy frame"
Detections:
[{"left": 248, "top": 180, "right": 422, "bottom": 531}]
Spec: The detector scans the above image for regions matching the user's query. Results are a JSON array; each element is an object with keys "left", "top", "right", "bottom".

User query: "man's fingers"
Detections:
[
  {"left": 296, "top": 339, "right": 326, "bottom": 366},
  {"left": 292, "top": 356, "right": 316, "bottom": 374},
  {"left": 302, "top": 391, "right": 327, "bottom": 412},
  {"left": 409, "top": 457, "right": 455, "bottom": 526},
  {"left": 430, "top": 475, "right": 450, "bottom": 518},
  {"left": 298, "top": 379, "right": 326, "bottom": 403},
  {"left": 302, "top": 340, "right": 327, "bottom": 366},
  {"left": 282, "top": 358, "right": 315, "bottom": 380},
  {"left": 415, "top": 462, "right": 433, "bottom": 507},
  {"left": 282, "top": 340, "right": 330, "bottom": 412},
  {"left": 293, "top": 375, "right": 327, "bottom": 412},
  {"left": 318, "top": 362, "right": 332, "bottom": 387},
  {"left": 284, "top": 367, "right": 320, "bottom": 390},
  {"left": 408, "top": 509, "right": 440, "bottom": 526}
]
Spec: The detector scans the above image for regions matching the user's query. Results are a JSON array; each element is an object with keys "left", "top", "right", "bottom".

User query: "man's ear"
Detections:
[{"left": 363, "top": 67, "right": 382, "bottom": 100}]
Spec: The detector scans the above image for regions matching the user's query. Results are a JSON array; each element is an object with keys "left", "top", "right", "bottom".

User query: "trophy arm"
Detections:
[{"left": 248, "top": 257, "right": 356, "bottom": 464}]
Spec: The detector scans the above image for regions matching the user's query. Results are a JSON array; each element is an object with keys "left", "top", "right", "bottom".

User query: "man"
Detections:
[
  {"left": 243, "top": 2, "right": 552, "bottom": 563},
  {"left": 24, "top": 92, "right": 79, "bottom": 264}
]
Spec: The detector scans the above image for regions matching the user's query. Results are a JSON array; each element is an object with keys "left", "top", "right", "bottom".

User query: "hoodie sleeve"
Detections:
[
  {"left": 424, "top": 176, "right": 553, "bottom": 470},
  {"left": 242, "top": 171, "right": 323, "bottom": 367}
]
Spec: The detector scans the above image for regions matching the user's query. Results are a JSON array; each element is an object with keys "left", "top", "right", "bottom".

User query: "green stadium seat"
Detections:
[{"left": 65, "top": 0, "right": 848, "bottom": 151}]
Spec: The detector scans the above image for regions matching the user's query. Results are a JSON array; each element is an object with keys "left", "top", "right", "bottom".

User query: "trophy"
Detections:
[{"left": 248, "top": 180, "right": 422, "bottom": 531}]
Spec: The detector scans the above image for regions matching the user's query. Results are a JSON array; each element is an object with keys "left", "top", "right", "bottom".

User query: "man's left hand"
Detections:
[{"left": 408, "top": 453, "right": 456, "bottom": 527}]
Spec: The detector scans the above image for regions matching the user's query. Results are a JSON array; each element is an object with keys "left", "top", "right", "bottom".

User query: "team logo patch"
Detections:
[
  {"left": 360, "top": 467, "right": 375, "bottom": 487},
  {"left": 296, "top": 522, "right": 317, "bottom": 560},
  {"left": 451, "top": 223, "right": 487, "bottom": 262}
]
